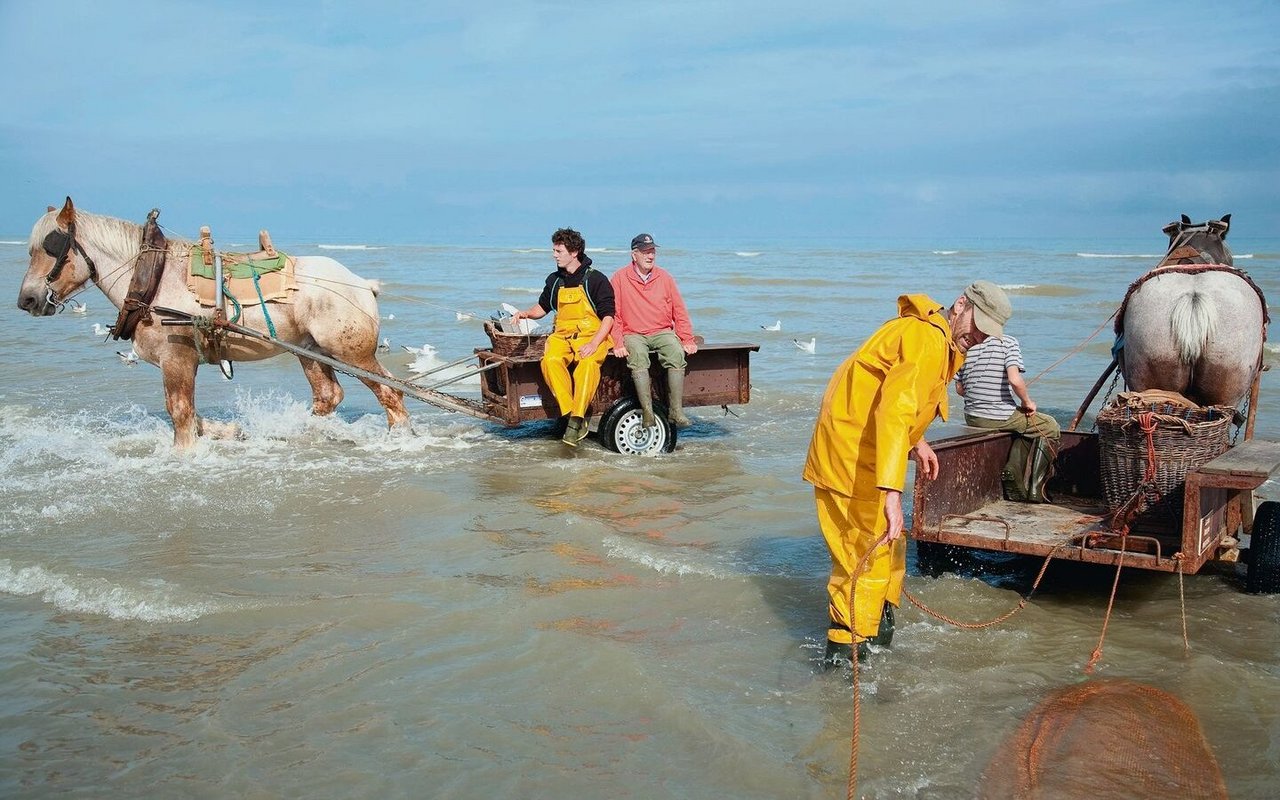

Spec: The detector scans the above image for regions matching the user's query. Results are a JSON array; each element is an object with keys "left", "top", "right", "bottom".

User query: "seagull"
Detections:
[
  {"left": 401, "top": 343, "right": 438, "bottom": 357},
  {"left": 71, "top": 303, "right": 88, "bottom": 314},
  {"left": 92, "top": 323, "right": 111, "bottom": 337},
  {"left": 385, "top": 313, "right": 396, "bottom": 321},
  {"left": 456, "top": 311, "right": 475, "bottom": 322},
  {"left": 793, "top": 337, "right": 816, "bottom": 354},
  {"left": 116, "top": 349, "right": 139, "bottom": 366},
  {"left": 378, "top": 337, "right": 391, "bottom": 352},
  {"left": 761, "top": 320, "right": 782, "bottom": 331}
]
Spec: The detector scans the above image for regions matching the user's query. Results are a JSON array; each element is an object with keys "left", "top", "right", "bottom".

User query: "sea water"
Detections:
[{"left": 2, "top": 232, "right": 1279, "bottom": 798}]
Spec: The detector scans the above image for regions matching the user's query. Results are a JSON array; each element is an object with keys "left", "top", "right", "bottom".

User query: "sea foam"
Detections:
[{"left": 0, "top": 559, "right": 222, "bottom": 622}]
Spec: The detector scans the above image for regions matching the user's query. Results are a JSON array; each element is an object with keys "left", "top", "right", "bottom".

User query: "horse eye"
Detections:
[{"left": 42, "top": 230, "right": 70, "bottom": 258}]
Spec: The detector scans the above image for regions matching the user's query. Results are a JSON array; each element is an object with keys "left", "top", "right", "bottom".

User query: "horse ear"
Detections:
[
  {"left": 1220, "top": 214, "right": 1231, "bottom": 238},
  {"left": 1181, "top": 214, "right": 1192, "bottom": 225},
  {"left": 46, "top": 205, "right": 55, "bottom": 213},
  {"left": 56, "top": 196, "right": 76, "bottom": 228}
]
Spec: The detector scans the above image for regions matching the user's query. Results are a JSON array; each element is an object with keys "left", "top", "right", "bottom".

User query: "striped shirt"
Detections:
[{"left": 957, "top": 335, "right": 1024, "bottom": 420}]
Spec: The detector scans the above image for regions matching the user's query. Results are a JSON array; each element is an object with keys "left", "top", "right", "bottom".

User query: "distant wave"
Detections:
[
  {"left": 500, "top": 286, "right": 541, "bottom": 294},
  {"left": 932, "top": 250, "right": 960, "bottom": 255},
  {"left": 1003, "top": 284, "right": 1089, "bottom": 297},
  {"left": 999, "top": 283, "right": 1037, "bottom": 291},
  {"left": 1076, "top": 253, "right": 1165, "bottom": 259},
  {"left": 584, "top": 247, "right": 614, "bottom": 253},
  {"left": 0, "top": 240, "right": 26, "bottom": 245},
  {"left": 317, "top": 244, "right": 385, "bottom": 250},
  {"left": 512, "top": 248, "right": 542, "bottom": 254},
  {"left": 0, "top": 559, "right": 224, "bottom": 622},
  {"left": 1236, "top": 253, "right": 1254, "bottom": 259}
]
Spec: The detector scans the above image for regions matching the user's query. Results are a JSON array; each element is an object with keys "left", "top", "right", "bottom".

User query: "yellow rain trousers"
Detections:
[
  {"left": 802, "top": 294, "right": 964, "bottom": 644},
  {"left": 541, "top": 285, "right": 612, "bottom": 418}
]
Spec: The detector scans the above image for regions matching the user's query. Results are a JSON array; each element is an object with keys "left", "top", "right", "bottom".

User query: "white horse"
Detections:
[
  {"left": 16, "top": 198, "right": 410, "bottom": 449},
  {"left": 1118, "top": 214, "right": 1267, "bottom": 408}
]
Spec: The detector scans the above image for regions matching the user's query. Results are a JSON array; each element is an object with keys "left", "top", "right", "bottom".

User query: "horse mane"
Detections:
[{"left": 29, "top": 208, "right": 191, "bottom": 258}]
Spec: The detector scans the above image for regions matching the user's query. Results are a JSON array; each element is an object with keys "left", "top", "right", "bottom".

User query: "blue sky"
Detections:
[{"left": 2, "top": 1, "right": 1277, "bottom": 245}]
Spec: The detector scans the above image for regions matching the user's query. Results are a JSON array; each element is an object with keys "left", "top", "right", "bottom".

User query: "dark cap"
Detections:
[{"left": 630, "top": 233, "right": 658, "bottom": 251}]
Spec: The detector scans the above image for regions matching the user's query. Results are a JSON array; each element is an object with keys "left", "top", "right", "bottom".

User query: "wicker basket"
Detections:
[
  {"left": 483, "top": 320, "right": 549, "bottom": 358},
  {"left": 1096, "top": 398, "right": 1234, "bottom": 524}
]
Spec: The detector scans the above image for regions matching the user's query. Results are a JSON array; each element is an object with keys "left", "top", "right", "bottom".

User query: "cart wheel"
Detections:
[
  {"left": 1246, "top": 500, "right": 1280, "bottom": 594},
  {"left": 598, "top": 398, "right": 677, "bottom": 455}
]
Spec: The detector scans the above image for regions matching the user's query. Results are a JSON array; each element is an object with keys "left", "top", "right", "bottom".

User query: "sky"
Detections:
[{"left": 2, "top": 1, "right": 1278, "bottom": 245}]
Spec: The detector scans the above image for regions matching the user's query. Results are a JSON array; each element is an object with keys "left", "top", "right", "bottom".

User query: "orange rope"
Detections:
[
  {"left": 1084, "top": 537, "right": 1127, "bottom": 674},
  {"left": 1176, "top": 553, "right": 1190, "bottom": 655}
]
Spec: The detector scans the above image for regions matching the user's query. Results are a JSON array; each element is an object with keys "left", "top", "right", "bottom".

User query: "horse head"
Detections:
[
  {"left": 1158, "top": 213, "right": 1232, "bottom": 267},
  {"left": 16, "top": 196, "right": 100, "bottom": 316}
]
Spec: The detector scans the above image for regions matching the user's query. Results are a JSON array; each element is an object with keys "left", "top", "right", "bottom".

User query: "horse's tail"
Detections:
[
  {"left": 366, "top": 279, "right": 382, "bottom": 296},
  {"left": 1169, "top": 290, "right": 1216, "bottom": 363}
]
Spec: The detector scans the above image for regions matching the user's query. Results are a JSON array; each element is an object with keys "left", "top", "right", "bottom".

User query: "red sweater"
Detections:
[{"left": 609, "top": 264, "right": 695, "bottom": 347}]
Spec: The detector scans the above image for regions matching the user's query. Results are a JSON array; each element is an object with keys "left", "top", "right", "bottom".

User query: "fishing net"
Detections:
[{"left": 979, "top": 679, "right": 1227, "bottom": 799}]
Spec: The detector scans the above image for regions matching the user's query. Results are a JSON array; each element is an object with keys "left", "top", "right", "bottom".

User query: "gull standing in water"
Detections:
[
  {"left": 761, "top": 320, "right": 782, "bottom": 331},
  {"left": 116, "top": 349, "right": 139, "bottom": 366},
  {"left": 793, "top": 337, "right": 816, "bottom": 354}
]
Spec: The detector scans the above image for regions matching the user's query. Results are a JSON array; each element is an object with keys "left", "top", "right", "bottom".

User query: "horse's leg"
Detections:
[
  {"left": 160, "top": 358, "right": 199, "bottom": 450},
  {"left": 298, "top": 355, "right": 345, "bottom": 416},
  {"left": 352, "top": 357, "right": 412, "bottom": 430}
]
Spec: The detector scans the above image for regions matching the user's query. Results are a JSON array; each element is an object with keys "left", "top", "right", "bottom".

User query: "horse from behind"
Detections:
[
  {"left": 15, "top": 198, "right": 410, "bottom": 449},
  {"left": 1118, "top": 213, "right": 1267, "bottom": 408}
]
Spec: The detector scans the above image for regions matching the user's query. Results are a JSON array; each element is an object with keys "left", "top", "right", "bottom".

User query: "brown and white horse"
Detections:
[
  {"left": 1118, "top": 214, "right": 1267, "bottom": 408},
  {"left": 16, "top": 198, "right": 410, "bottom": 449}
]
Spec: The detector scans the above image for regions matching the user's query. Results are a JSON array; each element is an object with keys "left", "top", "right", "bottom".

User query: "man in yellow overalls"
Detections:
[
  {"left": 803, "top": 281, "right": 1012, "bottom": 667},
  {"left": 513, "top": 228, "right": 616, "bottom": 447}
]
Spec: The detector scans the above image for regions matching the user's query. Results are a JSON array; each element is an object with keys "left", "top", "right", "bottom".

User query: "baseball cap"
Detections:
[
  {"left": 630, "top": 233, "right": 658, "bottom": 250},
  {"left": 964, "top": 280, "right": 1012, "bottom": 337}
]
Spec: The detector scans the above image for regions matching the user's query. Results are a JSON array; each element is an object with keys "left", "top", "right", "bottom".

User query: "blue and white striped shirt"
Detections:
[{"left": 957, "top": 335, "right": 1024, "bottom": 420}]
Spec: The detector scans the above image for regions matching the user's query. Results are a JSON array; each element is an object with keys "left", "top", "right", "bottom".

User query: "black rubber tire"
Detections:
[
  {"left": 1246, "top": 500, "right": 1280, "bottom": 594},
  {"left": 598, "top": 397, "right": 677, "bottom": 454}
]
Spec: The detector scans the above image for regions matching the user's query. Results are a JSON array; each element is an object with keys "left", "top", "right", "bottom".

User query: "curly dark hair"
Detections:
[{"left": 551, "top": 227, "right": 586, "bottom": 257}]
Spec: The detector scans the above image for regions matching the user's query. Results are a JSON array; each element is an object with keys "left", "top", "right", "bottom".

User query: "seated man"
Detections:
[
  {"left": 955, "top": 332, "right": 1062, "bottom": 502},
  {"left": 610, "top": 233, "right": 698, "bottom": 429},
  {"left": 512, "top": 228, "right": 615, "bottom": 447}
]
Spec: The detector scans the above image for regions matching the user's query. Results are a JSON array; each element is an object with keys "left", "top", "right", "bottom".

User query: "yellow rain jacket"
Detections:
[{"left": 803, "top": 294, "right": 964, "bottom": 643}]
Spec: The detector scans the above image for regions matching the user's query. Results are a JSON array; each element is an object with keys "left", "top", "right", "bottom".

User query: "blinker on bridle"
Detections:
[{"left": 41, "top": 220, "right": 99, "bottom": 309}]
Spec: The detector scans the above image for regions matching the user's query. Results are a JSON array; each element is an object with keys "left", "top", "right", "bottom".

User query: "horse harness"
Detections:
[{"left": 40, "top": 219, "right": 98, "bottom": 307}]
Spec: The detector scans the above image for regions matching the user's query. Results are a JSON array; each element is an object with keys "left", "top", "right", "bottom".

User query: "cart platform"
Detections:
[{"left": 911, "top": 430, "right": 1280, "bottom": 574}]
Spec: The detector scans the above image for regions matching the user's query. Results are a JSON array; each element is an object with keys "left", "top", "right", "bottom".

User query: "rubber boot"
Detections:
[
  {"left": 1001, "top": 469, "right": 1026, "bottom": 502},
  {"left": 631, "top": 368, "right": 656, "bottom": 429},
  {"left": 666, "top": 368, "right": 691, "bottom": 428},
  {"left": 867, "top": 604, "right": 895, "bottom": 648},
  {"left": 1025, "top": 441, "right": 1053, "bottom": 503},
  {"left": 823, "top": 639, "right": 868, "bottom": 671},
  {"left": 562, "top": 415, "right": 586, "bottom": 447}
]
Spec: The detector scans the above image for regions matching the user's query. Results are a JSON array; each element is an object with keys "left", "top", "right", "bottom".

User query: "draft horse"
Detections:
[
  {"left": 1117, "top": 213, "right": 1267, "bottom": 408},
  {"left": 16, "top": 198, "right": 410, "bottom": 449}
]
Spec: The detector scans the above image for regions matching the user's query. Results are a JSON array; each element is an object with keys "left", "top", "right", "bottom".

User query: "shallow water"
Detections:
[{"left": 3, "top": 233, "right": 1280, "bottom": 798}]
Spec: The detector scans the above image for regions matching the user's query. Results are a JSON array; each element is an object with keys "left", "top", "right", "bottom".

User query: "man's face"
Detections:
[
  {"left": 632, "top": 247, "right": 657, "bottom": 270},
  {"left": 951, "top": 298, "right": 990, "bottom": 353},
  {"left": 553, "top": 243, "right": 577, "bottom": 269}
]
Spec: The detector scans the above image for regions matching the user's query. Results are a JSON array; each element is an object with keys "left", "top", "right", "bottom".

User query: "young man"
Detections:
[
  {"left": 610, "top": 233, "right": 698, "bottom": 428},
  {"left": 512, "top": 228, "right": 615, "bottom": 447},
  {"left": 803, "top": 280, "right": 1012, "bottom": 666},
  {"left": 955, "top": 334, "right": 1061, "bottom": 502}
]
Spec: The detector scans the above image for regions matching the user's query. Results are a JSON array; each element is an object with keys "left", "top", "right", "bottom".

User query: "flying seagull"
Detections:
[{"left": 793, "top": 338, "right": 816, "bottom": 354}]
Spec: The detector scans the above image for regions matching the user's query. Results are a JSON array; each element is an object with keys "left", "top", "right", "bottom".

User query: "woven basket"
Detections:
[
  {"left": 483, "top": 320, "right": 548, "bottom": 358},
  {"left": 1096, "top": 398, "right": 1234, "bottom": 524}
]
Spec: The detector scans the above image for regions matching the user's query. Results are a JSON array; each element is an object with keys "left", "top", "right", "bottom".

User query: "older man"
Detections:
[
  {"left": 803, "top": 281, "right": 1012, "bottom": 666},
  {"left": 610, "top": 233, "right": 698, "bottom": 429}
]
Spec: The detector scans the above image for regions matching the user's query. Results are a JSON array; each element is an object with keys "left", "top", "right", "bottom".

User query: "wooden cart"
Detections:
[
  {"left": 910, "top": 428, "right": 1280, "bottom": 590},
  {"left": 472, "top": 343, "right": 759, "bottom": 453}
]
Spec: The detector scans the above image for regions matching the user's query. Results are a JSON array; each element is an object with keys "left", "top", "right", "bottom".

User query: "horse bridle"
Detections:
[{"left": 40, "top": 220, "right": 98, "bottom": 310}]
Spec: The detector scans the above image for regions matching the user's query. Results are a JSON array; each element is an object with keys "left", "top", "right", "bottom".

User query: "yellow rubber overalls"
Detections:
[
  {"left": 802, "top": 294, "right": 963, "bottom": 645},
  {"left": 541, "top": 279, "right": 612, "bottom": 419}
]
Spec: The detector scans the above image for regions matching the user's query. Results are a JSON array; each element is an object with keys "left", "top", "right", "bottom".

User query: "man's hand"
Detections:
[
  {"left": 1022, "top": 400, "right": 1037, "bottom": 415},
  {"left": 910, "top": 439, "right": 939, "bottom": 480},
  {"left": 883, "top": 489, "right": 905, "bottom": 542}
]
